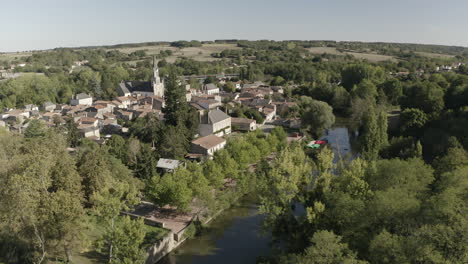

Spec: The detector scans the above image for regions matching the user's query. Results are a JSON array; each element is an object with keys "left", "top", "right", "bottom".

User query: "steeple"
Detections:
[
  {"left": 152, "top": 56, "right": 165, "bottom": 98},
  {"left": 153, "top": 56, "right": 160, "bottom": 84}
]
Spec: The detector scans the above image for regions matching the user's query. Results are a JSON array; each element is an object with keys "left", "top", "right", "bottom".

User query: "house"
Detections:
[
  {"left": 41, "top": 101, "right": 56, "bottom": 112},
  {"left": 5, "top": 110, "right": 30, "bottom": 124},
  {"left": 195, "top": 99, "right": 222, "bottom": 110},
  {"left": 24, "top": 104, "right": 39, "bottom": 112},
  {"left": 191, "top": 134, "right": 226, "bottom": 156},
  {"left": 203, "top": 83, "right": 220, "bottom": 95},
  {"left": 156, "top": 158, "right": 183, "bottom": 173},
  {"left": 78, "top": 124, "right": 100, "bottom": 138},
  {"left": 271, "top": 86, "right": 284, "bottom": 94},
  {"left": 71, "top": 93, "right": 93, "bottom": 106},
  {"left": 116, "top": 110, "right": 133, "bottom": 121},
  {"left": 262, "top": 104, "right": 276, "bottom": 122},
  {"left": 78, "top": 117, "right": 99, "bottom": 127},
  {"left": 41, "top": 112, "right": 61, "bottom": 122},
  {"left": 242, "top": 81, "right": 266, "bottom": 89},
  {"left": 199, "top": 109, "right": 231, "bottom": 137},
  {"left": 231, "top": 117, "right": 256, "bottom": 131}
]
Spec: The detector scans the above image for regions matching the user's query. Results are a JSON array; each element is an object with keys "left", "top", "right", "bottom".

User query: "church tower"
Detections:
[{"left": 152, "top": 56, "right": 165, "bottom": 98}]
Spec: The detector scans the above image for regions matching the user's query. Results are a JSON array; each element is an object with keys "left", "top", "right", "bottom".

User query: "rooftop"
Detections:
[
  {"left": 157, "top": 158, "right": 181, "bottom": 170},
  {"left": 191, "top": 134, "right": 226, "bottom": 150}
]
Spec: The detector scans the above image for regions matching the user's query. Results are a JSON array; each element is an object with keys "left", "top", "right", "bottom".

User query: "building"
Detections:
[
  {"left": 156, "top": 158, "right": 183, "bottom": 173},
  {"left": 23, "top": 104, "right": 39, "bottom": 112},
  {"left": 117, "top": 57, "right": 165, "bottom": 97},
  {"left": 198, "top": 109, "right": 231, "bottom": 137},
  {"left": 195, "top": 99, "right": 222, "bottom": 110},
  {"left": 231, "top": 117, "right": 256, "bottom": 131},
  {"left": 41, "top": 101, "right": 56, "bottom": 112},
  {"left": 191, "top": 134, "right": 226, "bottom": 156},
  {"left": 262, "top": 104, "right": 276, "bottom": 122},
  {"left": 203, "top": 83, "right": 220, "bottom": 95},
  {"left": 71, "top": 93, "right": 93, "bottom": 106},
  {"left": 78, "top": 124, "right": 100, "bottom": 138}
]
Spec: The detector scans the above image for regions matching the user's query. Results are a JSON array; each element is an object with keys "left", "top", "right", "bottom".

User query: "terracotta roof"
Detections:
[{"left": 191, "top": 135, "right": 226, "bottom": 150}]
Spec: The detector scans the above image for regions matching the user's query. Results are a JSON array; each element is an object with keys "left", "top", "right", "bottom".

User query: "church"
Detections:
[{"left": 116, "top": 58, "right": 165, "bottom": 98}]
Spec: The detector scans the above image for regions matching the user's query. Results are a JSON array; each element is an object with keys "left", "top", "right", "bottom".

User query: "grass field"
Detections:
[
  {"left": 415, "top": 51, "right": 455, "bottom": 59},
  {"left": 111, "top": 43, "right": 241, "bottom": 63},
  {"left": 307, "top": 47, "right": 397, "bottom": 62}
]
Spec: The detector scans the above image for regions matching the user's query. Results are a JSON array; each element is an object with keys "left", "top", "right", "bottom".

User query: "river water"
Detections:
[
  {"left": 159, "top": 125, "right": 354, "bottom": 264},
  {"left": 158, "top": 195, "right": 270, "bottom": 264}
]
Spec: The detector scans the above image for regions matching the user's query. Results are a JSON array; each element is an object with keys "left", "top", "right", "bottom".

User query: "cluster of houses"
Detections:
[
  {"left": 0, "top": 61, "right": 299, "bottom": 171},
  {"left": 435, "top": 62, "right": 463, "bottom": 72}
]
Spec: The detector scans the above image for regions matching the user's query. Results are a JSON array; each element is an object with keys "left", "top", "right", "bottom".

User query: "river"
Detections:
[
  {"left": 159, "top": 125, "right": 354, "bottom": 264},
  {"left": 158, "top": 194, "right": 270, "bottom": 264}
]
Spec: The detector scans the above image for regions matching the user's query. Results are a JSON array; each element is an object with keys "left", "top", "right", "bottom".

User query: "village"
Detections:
[{"left": 0, "top": 60, "right": 301, "bottom": 161}]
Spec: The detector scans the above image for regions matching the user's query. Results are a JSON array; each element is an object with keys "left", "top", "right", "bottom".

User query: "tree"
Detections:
[
  {"left": 259, "top": 145, "right": 312, "bottom": 235},
  {"left": 159, "top": 125, "right": 189, "bottom": 159},
  {"left": 401, "top": 81, "right": 445, "bottom": 116},
  {"left": 77, "top": 146, "right": 112, "bottom": 202},
  {"left": 352, "top": 79, "right": 377, "bottom": 100},
  {"left": 163, "top": 69, "right": 189, "bottom": 126},
  {"left": 96, "top": 216, "right": 146, "bottom": 264},
  {"left": 0, "top": 132, "right": 85, "bottom": 263},
  {"left": 65, "top": 117, "right": 81, "bottom": 147},
  {"left": 24, "top": 119, "right": 47, "bottom": 138},
  {"left": 93, "top": 180, "right": 140, "bottom": 263},
  {"left": 107, "top": 135, "right": 127, "bottom": 163},
  {"left": 300, "top": 97, "right": 335, "bottom": 138},
  {"left": 399, "top": 108, "right": 427, "bottom": 136},
  {"left": 146, "top": 171, "right": 193, "bottom": 212},
  {"left": 380, "top": 78, "right": 402, "bottom": 105},
  {"left": 341, "top": 63, "right": 382, "bottom": 91},
  {"left": 279, "top": 231, "right": 367, "bottom": 264},
  {"left": 129, "top": 113, "right": 162, "bottom": 147},
  {"left": 359, "top": 105, "right": 385, "bottom": 160}
]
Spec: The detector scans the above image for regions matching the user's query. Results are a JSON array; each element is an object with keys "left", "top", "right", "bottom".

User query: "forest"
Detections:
[{"left": 0, "top": 40, "right": 467, "bottom": 263}]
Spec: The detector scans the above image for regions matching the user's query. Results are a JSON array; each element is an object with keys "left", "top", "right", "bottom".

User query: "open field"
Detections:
[
  {"left": 0, "top": 51, "right": 33, "bottom": 62},
  {"left": 307, "top": 47, "right": 397, "bottom": 62},
  {"left": 307, "top": 47, "right": 344, "bottom": 55},
  {"left": 345, "top": 51, "right": 398, "bottom": 62},
  {"left": 415, "top": 51, "right": 455, "bottom": 59},
  {"left": 111, "top": 43, "right": 241, "bottom": 63}
]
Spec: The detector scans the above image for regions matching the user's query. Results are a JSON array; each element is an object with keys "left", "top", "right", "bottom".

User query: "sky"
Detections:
[{"left": 1, "top": 0, "right": 468, "bottom": 52}]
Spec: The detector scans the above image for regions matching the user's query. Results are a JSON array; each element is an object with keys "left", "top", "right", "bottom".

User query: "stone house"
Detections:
[
  {"left": 198, "top": 109, "right": 231, "bottom": 137},
  {"left": 190, "top": 134, "right": 226, "bottom": 157},
  {"left": 41, "top": 102, "right": 56, "bottom": 112},
  {"left": 71, "top": 93, "right": 93, "bottom": 106},
  {"left": 231, "top": 117, "right": 256, "bottom": 131},
  {"left": 203, "top": 83, "right": 220, "bottom": 95}
]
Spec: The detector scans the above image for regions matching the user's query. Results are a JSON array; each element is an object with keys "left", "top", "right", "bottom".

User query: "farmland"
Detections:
[
  {"left": 109, "top": 43, "right": 241, "bottom": 63},
  {"left": 307, "top": 47, "right": 397, "bottom": 62}
]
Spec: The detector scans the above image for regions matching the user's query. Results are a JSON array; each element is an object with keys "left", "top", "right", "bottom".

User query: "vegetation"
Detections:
[{"left": 1, "top": 39, "right": 468, "bottom": 263}]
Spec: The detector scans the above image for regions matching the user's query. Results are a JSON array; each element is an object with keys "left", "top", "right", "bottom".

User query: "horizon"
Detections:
[
  {"left": 1, "top": 0, "right": 468, "bottom": 52},
  {"left": 2, "top": 39, "right": 468, "bottom": 54}
]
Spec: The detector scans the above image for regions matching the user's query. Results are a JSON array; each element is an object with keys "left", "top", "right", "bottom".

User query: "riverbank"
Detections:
[{"left": 158, "top": 194, "right": 270, "bottom": 264}]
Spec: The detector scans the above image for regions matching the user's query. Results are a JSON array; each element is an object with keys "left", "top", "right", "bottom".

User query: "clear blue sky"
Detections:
[{"left": 1, "top": 0, "right": 468, "bottom": 52}]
